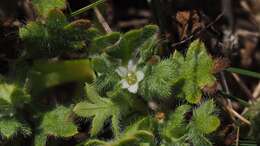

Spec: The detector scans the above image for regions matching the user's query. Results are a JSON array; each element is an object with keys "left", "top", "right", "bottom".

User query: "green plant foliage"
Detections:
[
  {"left": 162, "top": 105, "right": 191, "bottom": 139},
  {"left": 19, "top": 9, "right": 91, "bottom": 59},
  {"left": 161, "top": 100, "right": 219, "bottom": 146},
  {"left": 28, "top": 59, "right": 95, "bottom": 95},
  {"left": 8, "top": 3, "right": 221, "bottom": 144},
  {"left": 188, "top": 100, "right": 220, "bottom": 146},
  {"left": 171, "top": 40, "right": 216, "bottom": 103},
  {"left": 139, "top": 35, "right": 158, "bottom": 64},
  {"left": 0, "top": 118, "right": 25, "bottom": 138},
  {"left": 0, "top": 80, "right": 30, "bottom": 108},
  {"left": 0, "top": 80, "right": 31, "bottom": 138},
  {"left": 40, "top": 106, "right": 77, "bottom": 137},
  {"left": 139, "top": 59, "right": 176, "bottom": 99},
  {"left": 190, "top": 99, "right": 220, "bottom": 134},
  {"left": 73, "top": 84, "right": 129, "bottom": 137},
  {"left": 91, "top": 54, "right": 114, "bottom": 74},
  {"left": 36, "top": 106, "right": 77, "bottom": 146},
  {"left": 106, "top": 25, "right": 159, "bottom": 63},
  {"left": 83, "top": 118, "right": 155, "bottom": 146},
  {"left": 90, "top": 32, "right": 121, "bottom": 55},
  {"left": 139, "top": 40, "right": 215, "bottom": 103},
  {"left": 32, "top": 0, "right": 66, "bottom": 16}
]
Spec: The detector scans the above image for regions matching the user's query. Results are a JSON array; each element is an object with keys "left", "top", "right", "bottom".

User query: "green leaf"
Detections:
[
  {"left": 91, "top": 55, "right": 113, "bottom": 73},
  {"left": 0, "top": 118, "right": 24, "bottom": 138},
  {"left": 40, "top": 106, "right": 77, "bottom": 137},
  {"left": 32, "top": 0, "right": 66, "bottom": 16},
  {"left": 139, "top": 40, "right": 214, "bottom": 103},
  {"left": 139, "top": 35, "right": 158, "bottom": 64},
  {"left": 107, "top": 25, "right": 158, "bottom": 63},
  {"left": 185, "top": 40, "right": 215, "bottom": 87},
  {"left": 113, "top": 117, "right": 154, "bottom": 145},
  {"left": 162, "top": 105, "right": 191, "bottom": 139},
  {"left": 172, "top": 40, "right": 215, "bottom": 103},
  {"left": 84, "top": 118, "right": 155, "bottom": 146},
  {"left": 161, "top": 100, "right": 219, "bottom": 146},
  {"left": 0, "top": 81, "right": 30, "bottom": 116},
  {"left": 73, "top": 84, "right": 123, "bottom": 136},
  {"left": 28, "top": 59, "right": 95, "bottom": 95},
  {"left": 90, "top": 32, "right": 121, "bottom": 55},
  {"left": 0, "top": 82, "right": 15, "bottom": 104},
  {"left": 19, "top": 10, "right": 91, "bottom": 59},
  {"left": 139, "top": 59, "right": 175, "bottom": 100},
  {"left": 35, "top": 133, "right": 47, "bottom": 146},
  {"left": 0, "top": 80, "right": 31, "bottom": 139},
  {"left": 190, "top": 100, "right": 220, "bottom": 134},
  {"left": 160, "top": 105, "right": 190, "bottom": 146},
  {"left": 46, "top": 9, "right": 67, "bottom": 28}
]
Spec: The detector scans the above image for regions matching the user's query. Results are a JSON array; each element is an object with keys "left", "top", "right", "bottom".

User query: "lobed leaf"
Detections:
[
  {"left": 190, "top": 100, "right": 220, "bottom": 134},
  {"left": 139, "top": 59, "right": 175, "bottom": 100},
  {"left": 32, "top": 0, "right": 66, "bottom": 16},
  {"left": 19, "top": 10, "right": 91, "bottom": 59},
  {"left": 0, "top": 80, "right": 30, "bottom": 115},
  {"left": 84, "top": 118, "right": 155, "bottom": 146},
  {"left": 0, "top": 118, "right": 23, "bottom": 138},
  {"left": 172, "top": 40, "right": 216, "bottom": 103},
  {"left": 39, "top": 106, "right": 77, "bottom": 137},
  {"left": 162, "top": 105, "right": 191, "bottom": 139},
  {"left": 107, "top": 25, "right": 158, "bottom": 63},
  {"left": 73, "top": 84, "right": 122, "bottom": 137}
]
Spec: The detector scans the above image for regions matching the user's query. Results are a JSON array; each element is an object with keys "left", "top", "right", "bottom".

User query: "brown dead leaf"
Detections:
[{"left": 176, "top": 11, "right": 190, "bottom": 40}]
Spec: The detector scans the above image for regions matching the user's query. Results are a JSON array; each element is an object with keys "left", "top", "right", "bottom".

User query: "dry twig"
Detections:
[
  {"left": 94, "top": 7, "right": 112, "bottom": 33},
  {"left": 231, "top": 73, "right": 254, "bottom": 100}
]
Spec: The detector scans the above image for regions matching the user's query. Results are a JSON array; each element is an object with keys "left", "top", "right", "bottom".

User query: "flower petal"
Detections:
[
  {"left": 116, "top": 67, "right": 127, "bottom": 77},
  {"left": 120, "top": 79, "right": 130, "bottom": 89},
  {"left": 136, "top": 71, "right": 144, "bottom": 82},
  {"left": 128, "top": 83, "right": 138, "bottom": 93},
  {"left": 128, "top": 60, "right": 136, "bottom": 72}
]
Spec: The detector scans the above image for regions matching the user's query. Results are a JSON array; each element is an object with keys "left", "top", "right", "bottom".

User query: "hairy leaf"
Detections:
[
  {"left": 172, "top": 40, "right": 215, "bottom": 103},
  {"left": 162, "top": 105, "right": 191, "bottom": 139},
  {"left": 73, "top": 84, "right": 124, "bottom": 136},
  {"left": 39, "top": 106, "right": 77, "bottom": 138},
  {"left": 19, "top": 10, "right": 90, "bottom": 59},
  {"left": 139, "top": 59, "right": 175, "bottom": 99},
  {"left": 91, "top": 54, "right": 114, "bottom": 74},
  {"left": 190, "top": 100, "right": 220, "bottom": 134},
  {"left": 32, "top": 0, "right": 66, "bottom": 16},
  {"left": 90, "top": 32, "right": 121, "bottom": 55},
  {"left": 0, "top": 118, "right": 23, "bottom": 138},
  {"left": 107, "top": 25, "right": 158, "bottom": 63},
  {"left": 0, "top": 80, "right": 30, "bottom": 114},
  {"left": 84, "top": 118, "right": 155, "bottom": 146}
]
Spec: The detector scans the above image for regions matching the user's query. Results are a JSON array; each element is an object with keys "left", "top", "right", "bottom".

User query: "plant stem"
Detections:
[
  {"left": 225, "top": 67, "right": 260, "bottom": 79},
  {"left": 71, "top": 0, "right": 106, "bottom": 17},
  {"left": 220, "top": 91, "right": 250, "bottom": 107}
]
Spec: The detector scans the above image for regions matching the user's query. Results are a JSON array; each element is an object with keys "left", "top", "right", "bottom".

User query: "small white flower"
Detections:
[{"left": 116, "top": 60, "right": 144, "bottom": 93}]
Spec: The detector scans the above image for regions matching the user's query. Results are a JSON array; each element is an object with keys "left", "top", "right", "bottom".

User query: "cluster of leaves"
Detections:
[
  {"left": 0, "top": 0, "right": 221, "bottom": 146},
  {"left": 160, "top": 100, "right": 220, "bottom": 146},
  {"left": 19, "top": 8, "right": 91, "bottom": 59},
  {"left": 0, "top": 78, "right": 31, "bottom": 139},
  {"left": 139, "top": 40, "right": 215, "bottom": 103},
  {"left": 72, "top": 25, "right": 219, "bottom": 145}
]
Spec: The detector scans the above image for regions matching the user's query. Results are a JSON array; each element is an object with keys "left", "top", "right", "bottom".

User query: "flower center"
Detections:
[{"left": 126, "top": 72, "right": 137, "bottom": 85}]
